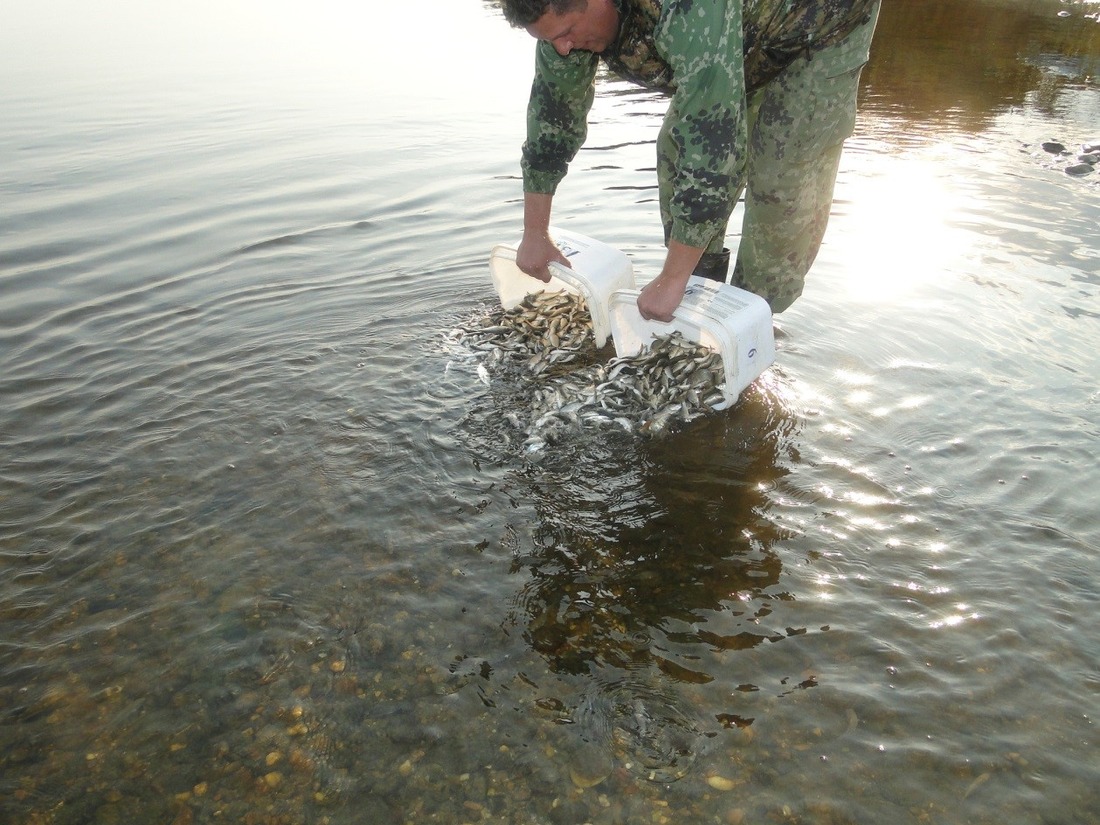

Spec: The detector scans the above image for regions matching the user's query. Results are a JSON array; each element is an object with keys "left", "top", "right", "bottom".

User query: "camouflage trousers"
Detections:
[{"left": 657, "top": 2, "right": 882, "bottom": 313}]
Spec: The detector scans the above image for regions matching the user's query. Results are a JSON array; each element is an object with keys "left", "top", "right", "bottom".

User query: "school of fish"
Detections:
[{"left": 447, "top": 290, "right": 726, "bottom": 451}]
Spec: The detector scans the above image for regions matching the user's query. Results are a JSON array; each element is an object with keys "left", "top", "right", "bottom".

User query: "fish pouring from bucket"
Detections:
[
  {"left": 449, "top": 290, "right": 598, "bottom": 378},
  {"left": 517, "top": 331, "right": 726, "bottom": 449},
  {"left": 448, "top": 291, "right": 728, "bottom": 450}
]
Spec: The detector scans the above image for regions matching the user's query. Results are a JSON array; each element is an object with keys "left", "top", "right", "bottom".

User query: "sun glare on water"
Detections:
[{"left": 829, "top": 140, "right": 977, "bottom": 306}]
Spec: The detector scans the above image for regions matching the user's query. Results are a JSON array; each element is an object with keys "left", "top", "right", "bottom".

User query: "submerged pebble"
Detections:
[
  {"left": 706, "top": 774, "right": 739, "bottom": 791},
  {"left": 568, "top": 745, "right": 614, "bottom": 789}
]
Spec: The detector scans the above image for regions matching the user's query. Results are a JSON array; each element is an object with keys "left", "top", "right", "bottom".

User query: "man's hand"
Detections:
[
  {"left": 516, "top": 230, "right": 572, "bottom": 283},
  {"left": 516, "top": 192, "right": 571, "bottom": 282},
  {"left": 636, "top": 240, "right": 705, "bottom": 322},
  {"left": 637, "top": 272, "right": 690, "bottom": 322}
]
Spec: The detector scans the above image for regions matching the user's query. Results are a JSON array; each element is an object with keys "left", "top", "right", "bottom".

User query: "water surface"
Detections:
[{"left": 1, "top": 1, "right": 1098, "bottom": 823}]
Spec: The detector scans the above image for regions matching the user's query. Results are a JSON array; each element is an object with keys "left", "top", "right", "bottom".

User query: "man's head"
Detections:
[
  {"left": 500, "top": 0, "right": 620, "bottom": 56},
  {"left": 499, "top": 0, "right": 580, "bottom": 28}
]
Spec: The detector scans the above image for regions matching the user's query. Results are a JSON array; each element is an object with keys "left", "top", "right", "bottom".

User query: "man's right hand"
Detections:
[{"left": 516, "top": 230, "right": 573, "bottom": 283}]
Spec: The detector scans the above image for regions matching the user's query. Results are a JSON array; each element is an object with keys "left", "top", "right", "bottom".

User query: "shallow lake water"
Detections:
[{"left": 1, "top": 1, "right": 1098, "bottom": 823}]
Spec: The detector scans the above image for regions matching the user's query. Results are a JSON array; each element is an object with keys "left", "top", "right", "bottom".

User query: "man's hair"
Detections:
[{"left": 499, "top": 0, "right": 585, "bottom": 28}]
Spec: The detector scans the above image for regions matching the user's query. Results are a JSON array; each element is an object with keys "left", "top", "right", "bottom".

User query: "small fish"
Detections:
[{"left": 449, "top": 289, "right": 726, "bottom": 447}]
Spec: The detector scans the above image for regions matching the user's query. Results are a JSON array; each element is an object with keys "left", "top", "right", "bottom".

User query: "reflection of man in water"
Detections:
[{"left": 498, "top": 0, "right": 882, "bottom": 321}]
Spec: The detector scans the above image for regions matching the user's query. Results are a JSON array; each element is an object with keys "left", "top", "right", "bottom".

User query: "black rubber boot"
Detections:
[{"left": 693, "top": 248, "right": 731, "bottom": 283}]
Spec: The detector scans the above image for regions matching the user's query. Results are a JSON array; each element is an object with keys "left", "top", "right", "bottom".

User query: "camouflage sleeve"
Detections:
[
  {"left": 521, "top": 41, "right": 599, "bottom": 195},
  {"left": 655, "top": 0, "right": 745, "bottom": 249}
]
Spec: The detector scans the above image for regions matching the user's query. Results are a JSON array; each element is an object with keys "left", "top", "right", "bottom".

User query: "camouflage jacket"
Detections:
[{"left": 521, "top": 0, "right": 879, "bottom": 248}]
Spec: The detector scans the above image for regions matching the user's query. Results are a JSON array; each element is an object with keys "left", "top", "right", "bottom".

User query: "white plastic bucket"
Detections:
[
  {"left": 608, "top": 277, "right": 776, "bottom": 409},
  {"left": 488, "top": 227, "right": 635, "bottom": 348}
]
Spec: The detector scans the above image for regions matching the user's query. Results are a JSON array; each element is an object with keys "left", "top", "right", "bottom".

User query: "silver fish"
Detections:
[{"left": 450, "top": 294, "right": 726, "bottom": 447}]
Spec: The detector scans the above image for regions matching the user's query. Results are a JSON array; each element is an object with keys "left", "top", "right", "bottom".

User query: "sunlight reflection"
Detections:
[
  {"left": 833, "top": 146, "right": 976, "bottom": 304},
  {"left": 847, "top": 389, "right": 873, "bottom": 406},
  {"left": 849, "top": 516, "right": 885, "bottom": 530},
  {"left": 835, "top": 370, "right": 874, "bottom": 386},
  {"left": 930, "top": 610, "right": 980, "bottom": 630},
  {"left": 0, "top": 0, "right": 534, "bottom": 111},
  {"left": 896, "top": 395, "right": 930, "bottom": 410},
  {"left": 845, "top": 491, "right": 897, "bottom": 507}
]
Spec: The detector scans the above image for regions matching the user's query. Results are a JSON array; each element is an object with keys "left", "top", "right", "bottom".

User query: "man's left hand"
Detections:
[
  {"left": 636, "top": 241, "right": 705, "bottom": 321},
  {"left": 637, "top": 274, "right": 689, "bottom": 322}
]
